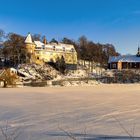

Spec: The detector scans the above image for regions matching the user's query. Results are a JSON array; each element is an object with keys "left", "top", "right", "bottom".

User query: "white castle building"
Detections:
[{"left": 24, "top": 33, "right": 77, "bottom": 69}]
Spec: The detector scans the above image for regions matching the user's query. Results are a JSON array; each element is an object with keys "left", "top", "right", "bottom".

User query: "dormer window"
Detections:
[
  {"left": 53, "top": 46, "right": 56, "bottom": 51},
  {"left": 42, "top": 45, "right": 45, "bottom": 49},
  {"left": 71, "top": 48, "right": 74, "bottom": 52},
  {"left": 63, "top": 47, "right": 65, "bottom": 52}
]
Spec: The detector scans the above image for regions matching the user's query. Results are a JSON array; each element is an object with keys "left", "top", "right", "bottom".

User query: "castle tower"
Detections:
[{"left": 24, "top": 33, "right": 36, "bottom": 63}]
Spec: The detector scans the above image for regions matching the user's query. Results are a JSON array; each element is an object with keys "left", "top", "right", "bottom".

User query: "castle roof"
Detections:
[
  {"left": 34, "top": 40, "right": 76, "bottom": 51},
  {"left": 34, "top": 41, "right": 44, "bottom": 48},
  {"left": 24, "top": 33, "right": 76, "bottom": 52},
  {"left": 25, "top": 33, "right": 33, "bottom": 44}
]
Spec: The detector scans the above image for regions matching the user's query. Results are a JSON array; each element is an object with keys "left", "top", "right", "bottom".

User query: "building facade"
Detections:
[
  {"left": 24, "top": 33, "right": 77, "bottom": 69},
  {"left": 108, "top": 48, "right": 140, "bottom": 70}
]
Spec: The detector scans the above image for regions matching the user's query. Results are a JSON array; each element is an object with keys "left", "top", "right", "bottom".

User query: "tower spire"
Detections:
[
  {"left": 25, "top": 33, "right": 33, "bottom": 44},
  {"left": 137, "top": 45, "right": 140, "bottom": 57}
]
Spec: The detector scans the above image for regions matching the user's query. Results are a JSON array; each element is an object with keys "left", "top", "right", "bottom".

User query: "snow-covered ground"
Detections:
[{"left": 0, "top": 84, "right": 140, "bottom": 140}]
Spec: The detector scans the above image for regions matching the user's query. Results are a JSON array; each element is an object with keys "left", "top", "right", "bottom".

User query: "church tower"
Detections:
[
  {"left": 24, "top": 33, "right": 36, "bottom": 62},
  {"left": 137, "top": 46, "right": 140, "bottom": 57}
]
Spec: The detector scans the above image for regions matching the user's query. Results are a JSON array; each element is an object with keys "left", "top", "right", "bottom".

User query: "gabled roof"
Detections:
[
  {"left": 25, "top": 33, "right": 33, "bottom": 44},
  {"left": 109, "top": 55, "right": 140, "bottom": 63},
  {"left": 34, "top": 41, "right": 44, "bottom": 48}
]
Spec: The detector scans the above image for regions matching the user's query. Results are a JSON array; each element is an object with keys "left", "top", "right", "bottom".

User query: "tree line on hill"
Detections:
[
  {"left": 0, "top": 29, "right": 119, "bottom": 68},
  {"left": 62, "top": 36, "right": 120, "bottom": 67}
]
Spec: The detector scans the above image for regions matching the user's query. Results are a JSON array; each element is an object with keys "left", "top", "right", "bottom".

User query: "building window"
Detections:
[{"left": 112, "top": 63, "right": 116, "bottom": 69}]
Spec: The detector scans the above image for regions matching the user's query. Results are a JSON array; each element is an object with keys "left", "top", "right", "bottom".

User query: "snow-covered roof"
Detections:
[
  {"left": 25, "top": 33, "right": 33, "bottom": 44},
  {"left": 35, "top": 41, "right": 76, "bottom": 51},
  {"left": 44, "top": 43, "right": 75, "bottom": 51},
  {"left": 34, "top": 41, "right": 44, "bottom": 48},
  {"left": 24, "top": 33, "right": 76, "bottom": 52},
  {"left": 59, "top": 43, "right": 74, "bottom": 50},
  {"left": 109, "top": 55, "right": 140, "bottom": 63}
]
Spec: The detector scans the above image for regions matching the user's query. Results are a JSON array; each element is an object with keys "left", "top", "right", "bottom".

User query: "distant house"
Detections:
[{"left": 108, "top": 48, "right": 140, "bottom": 70}]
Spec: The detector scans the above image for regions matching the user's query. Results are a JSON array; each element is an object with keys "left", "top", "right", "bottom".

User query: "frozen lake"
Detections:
[{"left": 0, "top": 84, "right": 140, "bottom": 140}]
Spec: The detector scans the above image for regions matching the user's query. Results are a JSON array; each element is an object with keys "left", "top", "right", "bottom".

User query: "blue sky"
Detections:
[{"left": 1, "top": 0, "right": 140, "bottom": 54}]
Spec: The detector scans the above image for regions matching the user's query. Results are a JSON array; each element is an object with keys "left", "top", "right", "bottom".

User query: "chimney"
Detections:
[{"left": 43, "top": 36, "right": 47, "bottom": 45}]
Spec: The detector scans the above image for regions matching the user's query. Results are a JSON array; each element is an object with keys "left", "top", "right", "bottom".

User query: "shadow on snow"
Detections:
[{"left": 45, "top": 131, "right": 140, "bottom": 140}]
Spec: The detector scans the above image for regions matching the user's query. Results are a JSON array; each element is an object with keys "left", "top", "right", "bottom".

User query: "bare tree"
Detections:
[
  {"left": 0, "top": 121, "right": 22, "bottom": 140},
  {"left": 3, "top": 33, "right": 25, "bottom": 66},
  {"left": 0, "top": 29, "right": 5, "bottom": 42}
]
